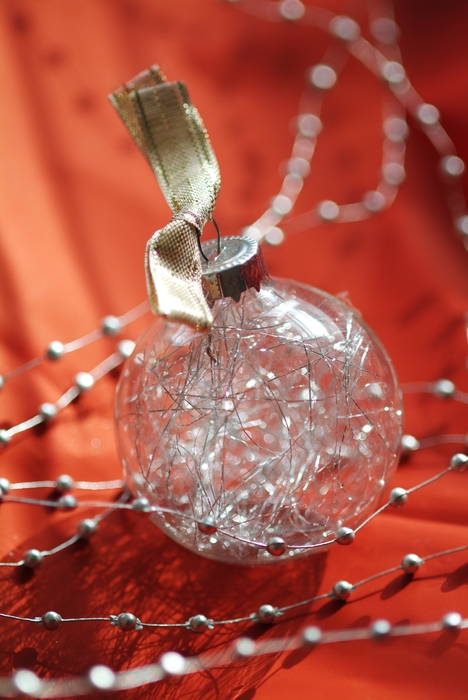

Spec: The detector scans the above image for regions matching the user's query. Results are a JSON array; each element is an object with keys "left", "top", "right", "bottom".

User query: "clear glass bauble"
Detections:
[{"left": 115, "top": 278, "right": 403, "bottom": 566}]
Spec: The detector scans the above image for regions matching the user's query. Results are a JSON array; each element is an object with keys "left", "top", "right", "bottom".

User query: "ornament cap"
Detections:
[{"left": 201, "top": 235, "right": 269, "bottom": 304}]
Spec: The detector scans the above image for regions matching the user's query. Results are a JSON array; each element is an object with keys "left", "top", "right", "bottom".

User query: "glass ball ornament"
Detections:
[{"left": 115, "top": 236, "right": 403, "bottom": 565}]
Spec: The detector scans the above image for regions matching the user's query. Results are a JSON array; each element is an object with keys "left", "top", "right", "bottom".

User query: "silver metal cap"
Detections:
[{"left": 201, "top": 235, "right": 269, "bottom": 304}]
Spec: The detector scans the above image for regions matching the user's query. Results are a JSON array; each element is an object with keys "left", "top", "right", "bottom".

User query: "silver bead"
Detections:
[
  {"left": 371, "top": 619, "right": 391, "bottom": 639},
  {"left": 335, "top": 527, "right": 355, "bottom": 546},
  {"left": 317, "top": 200, "right": 339, "bottom": 221},
  {"left": 77, "top": 518, "right": 98, "bottom": 539},
  {"left": 456, "top": 215, "right": 468, "bottom": 236},
  {"left": 450, "top": 453, "right": 468, "bottom": 472},
  {"left": 369, "top": 383, "right": 387, "bottom": 400},
  {"left": 329, "top": 15, "right": 360, "bottom": 42},
  {"left": 433, "top": 378, "right": 455, "bottom": 398},
  {"left": 256, "top": 604, "right": 278, "bottom": 624},
  {"left": 187, "top": 614, "right": 213, "bottom": 633},
  {"left": 116, "top": 612, "right": 138, "bottom": 631},
  {"left": 302, "top": 625, "right": 322, "bottom": 646},
  {"left": 416, "top": 103, "right": 440, "bottom": 126},
  {"left": 271, "top": 194, "right": 292, "bottom": 216},
  {"left": 88, "top": 665, "right": 116, "bottom": 691},
  {"left": 42, "top": 611, "right": 62, "bottom": 631},
  {"left": 383, "top": 116, "right": 408, "bottom": 143},
  {"left": 23, "top": 549, "right": 44, "bottom": 569},
  {"left": 75, "top": 371, "right": 94, "bottom": 392},
  {"left": 288, "top": 157, "right": 310, "bottom": 177},
  {"left": 401, "top": 553, "right": 423, "bottom": 574},
  {"left": 297, "top": 113, "right": 322, "bottom": 138},
  {"left": 0, "top": 429, "right": 10, "bottom": 447},
  {"left": 308, "top": 64, "right": 337, "bottom": 90},
  {"left": 234, "top": 637, "right": 256, "bottom": 658},
  {"left": 371, "top": 17, "right": 399, "bottom": 44},
  {"left": 39, "top": 402, "right": 58, "bottom": 421},
  {"left": 101, "top": 314, "right": 122, "bottom": 336},
  {"left": 331, "top": 580, "right": 353, "bottom": 601},
  {"left": 118, "top": 339, "right": 136, "bottom": 359},
  {"left": 389, "top": 487, "right": 408, "bottom": 508},
  {"left": 0, "top": 477, "right": 10, "bottom": 495},
  {"left": 132, "top": 496, "right": 151, "bottom": 512},
  {"left": 266, "top": 537, "right": 287, "bottom": 556},
  {"left": 441, "top": 155, "right": 465, "bottom": 177},
  {"left": 55, "top": 474, "right": 74, "bottom": 493},
  {"left": 160, "top": 651, "right": 186, "bottom": 677},
  {"left": 12, "top": 670, "right": 42, "bottom": 696},
  {"left": 57, "top": 494, "right": 77, "bottom": 510},
  {"left": 0, "top": 375, "right": 4, "bottom": 391},
  {"left": 401, "top": 435, "right": 420, "bottom": 453},
  {"left": 278, "top": 0, "right": 305, "bottom": 21},
  {"left": 265, "top": 227, "right": 285, "bottom": 246},
  {"left": 197, "top": 515, "right": 217, "bottom": 535},
  {"left": 381, "top": 61, "right": 405, "bottom": 85},
  {"left": 441, "top": 612, "right": 462, "bottom": 630},
  {"left": 46, "top": 340, "right": 65, "bottom": 361},
  {"left": 293, "top": 139, "right": 314, "bottom": 160},
  {"left": 382, "top": 162, "right": 405, "bottom": 185},
  {"left": 363, "top": 190, "right": 386, "bottom": 213}
]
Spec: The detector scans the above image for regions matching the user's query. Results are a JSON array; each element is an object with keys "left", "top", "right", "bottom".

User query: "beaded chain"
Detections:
[
  {"left": 233, "top": 0, "right": 468, "bottom": 249},
  {"left": 0, "top": 0, "right": 467, "bottom": 696}
]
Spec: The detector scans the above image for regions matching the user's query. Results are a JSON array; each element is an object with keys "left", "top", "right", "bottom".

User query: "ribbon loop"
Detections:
[{"left": 109, "top": 66, "right": 221, "bottom": 329}]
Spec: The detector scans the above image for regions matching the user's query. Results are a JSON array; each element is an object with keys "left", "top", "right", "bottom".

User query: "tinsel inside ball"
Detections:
[{"left": 115, "top": 279, "right": 402, "bottom": 565}]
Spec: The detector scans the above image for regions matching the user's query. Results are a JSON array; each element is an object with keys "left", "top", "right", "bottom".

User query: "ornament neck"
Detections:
[{"left": 201, "top": 235, "right": 270, "bottom": 304}]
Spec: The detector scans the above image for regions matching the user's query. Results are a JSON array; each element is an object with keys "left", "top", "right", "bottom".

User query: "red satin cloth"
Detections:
[{"left": 0, "top": 1, "right": 467, "bottom": 698}]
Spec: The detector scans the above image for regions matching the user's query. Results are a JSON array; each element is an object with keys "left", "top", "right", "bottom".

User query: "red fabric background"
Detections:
[{"left": 0, "top": 0, "right": 467, "bottom": 698}]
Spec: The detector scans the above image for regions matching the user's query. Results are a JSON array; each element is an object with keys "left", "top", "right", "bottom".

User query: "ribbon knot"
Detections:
[{"left": 109, "top": 65, "right": 221, "bottom": 329}]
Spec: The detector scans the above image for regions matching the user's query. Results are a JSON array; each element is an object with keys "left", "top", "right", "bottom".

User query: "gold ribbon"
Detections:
[{"left": 109, "top": 66, "right": 221, "bottom": 329}]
